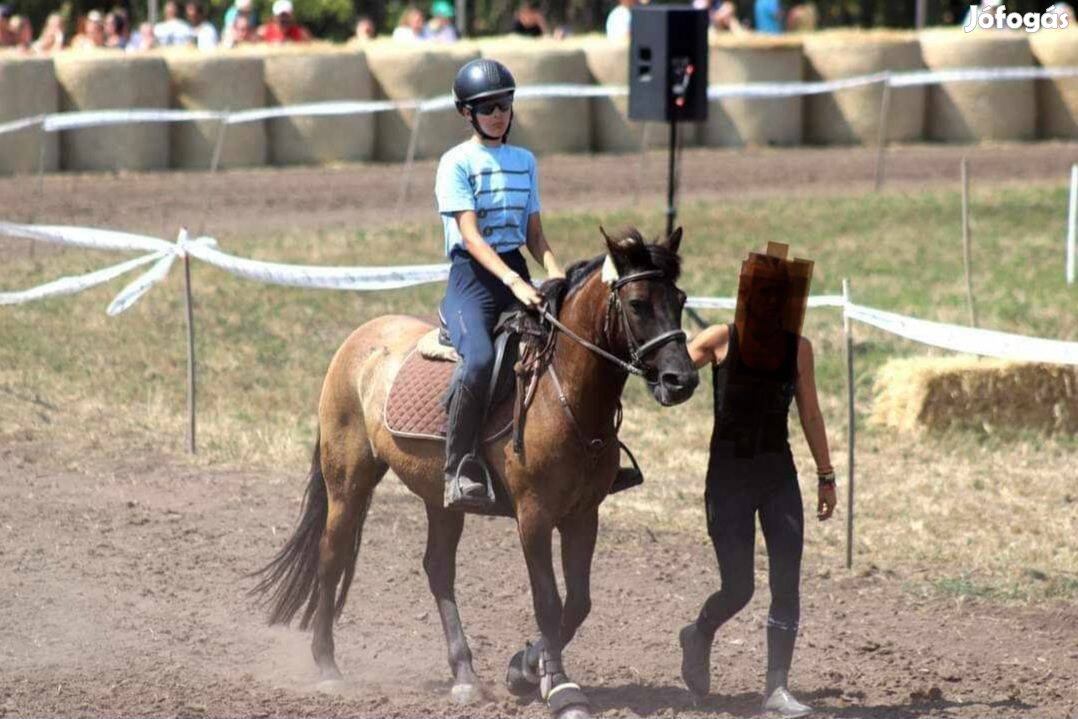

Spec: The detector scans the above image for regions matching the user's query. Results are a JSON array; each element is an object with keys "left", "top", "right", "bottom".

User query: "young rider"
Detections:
[{"left": 437, "top": 58, "right": 565, "bottom": 510}]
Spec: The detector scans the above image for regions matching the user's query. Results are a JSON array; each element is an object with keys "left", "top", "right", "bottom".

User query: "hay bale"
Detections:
[
  {"left": 920, "top": 30, "right": 1035, "bottom": 142},
  {"left": 260, "top": 45, "right": 375, "bottom": 165},
  {"left": 365, "top": 42, "right": 479, "bottom": 162},
  {"left": 1030, "top": 33, "right": 1078, "bottom": 139},
  {"left": 581, "top": 39, "right": 667, "bottom": 153},
  {"left": 701, "top": 35, "right": 804, "bottom": 148},
  {"left": 803, "top": 30, "right": 925, "bottom": 145},
  {"left": 166, "top": 51, "right": 266, "bottom": 169},
  {"left": 0, "top": 57, "right": 59, "bottom": 175},
  {"left": 477, "top": 40, "right": 591, "bottom": 155},
  {"left": 870, "top": 356, "right": 1078, "bottom": 435},
  {"left": 54, "top": 52, "right": 170, "bottom": 171}
]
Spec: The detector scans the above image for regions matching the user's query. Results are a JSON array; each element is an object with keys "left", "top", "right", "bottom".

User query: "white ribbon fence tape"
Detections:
[
  {"left": 5, "top": 65, "right": 1078, "bottom": 138},
  {"left": 844, "top": 302, "right": 1078, "bottom": 365},
  {"left": 3, "top": 221, "right": 1077, "bottom": 364}
]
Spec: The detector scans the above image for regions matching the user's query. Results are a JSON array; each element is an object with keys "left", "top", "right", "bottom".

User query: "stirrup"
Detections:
[
  {"left": 444, "top": 452, "right": 496, "bottom": 510},
  {"left": 609, "top": 440, "right": 644, "bottom": 494}
]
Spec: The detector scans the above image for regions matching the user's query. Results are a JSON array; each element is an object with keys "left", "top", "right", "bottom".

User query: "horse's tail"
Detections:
[{"left": 248, "top": 429, "right": 327, "bottom": 627}]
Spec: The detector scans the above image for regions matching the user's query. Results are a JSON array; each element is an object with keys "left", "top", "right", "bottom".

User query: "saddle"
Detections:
[{"left": 383, "top": 310, "right": 523, "bottom": 444}]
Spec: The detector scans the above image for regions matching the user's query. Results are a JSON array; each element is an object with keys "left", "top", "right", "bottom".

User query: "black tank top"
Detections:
[{"left": 710, "top": 323, "right": 799, "bottom": 459}]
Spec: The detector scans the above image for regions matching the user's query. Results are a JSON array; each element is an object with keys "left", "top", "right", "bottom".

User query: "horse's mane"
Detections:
[{"left": 538, "top": 227, "right": 682, "bottom": 317}]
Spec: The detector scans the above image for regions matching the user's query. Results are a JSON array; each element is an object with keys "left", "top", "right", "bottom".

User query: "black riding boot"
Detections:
[{"left": 444, "top": 383, "right": 493, "bottom": 510}]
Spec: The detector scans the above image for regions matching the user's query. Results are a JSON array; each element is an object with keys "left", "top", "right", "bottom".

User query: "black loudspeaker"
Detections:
[{"left": 628, "top": 5, "right": 709, "bottom": 123}]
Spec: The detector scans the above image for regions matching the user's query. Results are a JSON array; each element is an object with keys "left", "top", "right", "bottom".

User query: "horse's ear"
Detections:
[
  {"left": 663, "top": 226, "right": 683, "bottom": 255},
  {"left": 600, "top": 225, "right": 630, "bottom": 273}
]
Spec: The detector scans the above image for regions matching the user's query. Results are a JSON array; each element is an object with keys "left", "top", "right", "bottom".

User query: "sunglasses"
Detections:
[{"left": 473, "top": 98, "right": 513, "bottom": 116}]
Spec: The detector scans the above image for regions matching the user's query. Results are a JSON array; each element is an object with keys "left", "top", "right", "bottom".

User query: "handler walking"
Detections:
[{"left": 678, "top": 244, "right": 836, "bottom": 718}]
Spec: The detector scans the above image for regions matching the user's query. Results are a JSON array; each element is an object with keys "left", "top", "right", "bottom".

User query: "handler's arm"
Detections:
[
  {"left": 687, "top": 324, "right": 729, "bottom": 369},
  {"left": 456, "top": 210, "right": 541, "bottom": 306},
  {"left": 525, "top": 213, "right": 564, "bottom": 279},
  {"left": 794, "top": 338, "right": 832, "bottom": 472}
]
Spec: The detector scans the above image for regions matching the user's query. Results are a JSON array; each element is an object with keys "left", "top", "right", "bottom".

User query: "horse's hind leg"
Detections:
[
  {"left": 309, "top": 432, "right": 387, "bottom": 684},
  {"left": 423, "top": 504, "right": 481, "bottom": 705}
]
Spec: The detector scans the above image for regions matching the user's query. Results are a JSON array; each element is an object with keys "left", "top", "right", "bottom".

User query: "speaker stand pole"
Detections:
[{"left": 665, "top": 117, "right": 678, "bottom": 238}]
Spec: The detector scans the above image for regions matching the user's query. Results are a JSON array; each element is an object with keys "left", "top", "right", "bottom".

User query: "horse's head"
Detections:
[{"left": 600, "top": 226, "right": 699, "bottom": 406}]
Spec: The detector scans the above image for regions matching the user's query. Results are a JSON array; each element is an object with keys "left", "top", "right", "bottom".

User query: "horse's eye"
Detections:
[
  {"left": 629, "top": 299, "right": 651, "bottom": 315},
  {"left": 675, "top": 290, "right": 687, "bottom": 306}
]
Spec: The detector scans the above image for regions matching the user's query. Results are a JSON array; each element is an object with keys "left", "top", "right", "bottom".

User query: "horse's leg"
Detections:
[
  {"left": 507, "top": 508, "right": 598, "bottom": 700},
  {"left": 423, "top": 504, "right": 481, "bottom": 705},
  {"left": 517, "top": 509, "right": 592, "bottom": 719},
  {"left": 557, "top": 508, "right": 598, "bottom": 648},
  {"left": 309, "top": 434, "right": 386, "bottom": 684}
]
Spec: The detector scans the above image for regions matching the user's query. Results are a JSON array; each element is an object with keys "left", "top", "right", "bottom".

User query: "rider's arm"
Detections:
[
  {"left": 687, "top": 324, "right": 729, "bottom": 369},
  {"left": 793, "top": 337, "right": 833, "bottom": 474},
  {"left": 456, "top": 211, "right": 541, "bottom": 307},
  {"left": 525, "top": 213, "right": 564, "bottom": 278}
]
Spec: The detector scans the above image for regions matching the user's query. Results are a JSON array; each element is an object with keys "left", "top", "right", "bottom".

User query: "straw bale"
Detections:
[
  {"left": 803, "top": 30, "right": 925, "bottom": 145},
  {"left": 1030, "top": 33, "right": 1078, "bottom": 139},
  {"left": 701, "top": 36, "right": 804, "bottom": 148},
  {"left": 54, "top": 52, "right": 170, "bottom": 171},
  {"left": 477, "top": 40, "right": 591, "bottom": 155},
  {"left": 365, "top": 42, "right": 479, "bottom": 162},
  {"left": 581, "top": 39, "right": 667, "bottom": 153},
  {"left": 870, "top": 356, "right": 1078, "bottom": 435},
  {"left": 920, "top": 30, "right": 1035, "bottom": 142},
  {"left": 259, "top": 46, "right": 375, "bottom": 165},
  {"left": 0, "top": 57, "right": 59, "bottom": 175},
  {"left": 166, "top": 52, "right": 266, "bottom": 169}
]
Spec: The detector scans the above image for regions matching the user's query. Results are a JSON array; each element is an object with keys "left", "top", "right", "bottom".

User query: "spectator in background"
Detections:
[
  {"left": 754, "top": 0, "right": 784, "bottom": 33},
  {"left": 154, "top": 0, "right": 193, "bottom": 45},
  {"left": 392, "top": 5, "right": 427, "bottom": 42},
  {"left": 513, "top": 2, "right": 547, "bottom": 37},
  {"left": 0, "top": 4, "right": 14, "bottom": 47},
  {"left": 427, "top": 0, "right": 458, "bottom": 42},
  {"left": 605, "top": 0, "right": 635, "bottom": 40},
  {"left": 258, "top": 0, "right": 311, "bottom": 43},
  {"left": 32, "top": 12, "right": 65, "bottom": 53},
  {"left": 709, "top": 1, "right": 745, "bottom": 33},
  {"left": 186, "top": 1, "right": 218, "bottom": 49},
  {"left": 9, "top": 14, "right": 32, "bottom": 50},
  {"left": 223, "top": 11, "right": 259, "bottom": 46},
  {"left": 785, "top": 1, "right": 816, "bottom": 31},
  {"left": 351, "top": 15, "right": 376, "bottom": 42},
  {"left": 1049, "top": 3, "right": 1076, "bottom": 24},
  {"left": 104, "top": 9, "right": 130, "bottom": 48},
  {"left": 71, "top": 10, "right": 107, "bottom": 50},
  {"left": 126, "top": 21, "right": 156, "bottom": 50},
  {"left": 223, "top": 0, "right": 258, "bottom": 37}
]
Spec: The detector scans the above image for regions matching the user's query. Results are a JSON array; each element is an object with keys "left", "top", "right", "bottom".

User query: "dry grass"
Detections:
[{"left": 2, "top": 182, "right": 1076, "bottom": 602}]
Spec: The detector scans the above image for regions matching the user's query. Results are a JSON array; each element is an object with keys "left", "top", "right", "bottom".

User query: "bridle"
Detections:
[{"left": 539, "top": 269, "right": 687, "bottom": 380}]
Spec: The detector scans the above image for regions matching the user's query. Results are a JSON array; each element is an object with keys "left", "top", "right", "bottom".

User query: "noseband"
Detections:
[{"left": 540, "top": 269, "right": 687, "bottom": 378}]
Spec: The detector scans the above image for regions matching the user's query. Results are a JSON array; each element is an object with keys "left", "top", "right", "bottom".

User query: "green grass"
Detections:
[{"left": 2, "top": 182, "right": 1076, "bottom": 601}]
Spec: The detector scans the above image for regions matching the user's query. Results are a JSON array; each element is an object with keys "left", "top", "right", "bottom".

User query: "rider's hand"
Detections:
[
  {"left": 817, "top": 482, "right": 836, "bottom": 521},
  {"left": 510, "top": 277, "right": 542, "bottom": 308}
]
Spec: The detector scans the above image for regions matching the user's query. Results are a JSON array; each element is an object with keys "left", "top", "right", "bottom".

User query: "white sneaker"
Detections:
[{"left": 762, "top": 686, "right": 811, "bottom": 718}]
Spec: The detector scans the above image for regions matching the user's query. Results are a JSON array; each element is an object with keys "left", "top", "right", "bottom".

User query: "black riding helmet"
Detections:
[{"left": 453, "top": 58, "right": 516, "bottom": 142}]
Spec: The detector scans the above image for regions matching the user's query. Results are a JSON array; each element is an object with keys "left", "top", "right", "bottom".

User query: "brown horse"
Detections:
[{"left": 251, "top": 227, "right": 698, "bottom": 719}]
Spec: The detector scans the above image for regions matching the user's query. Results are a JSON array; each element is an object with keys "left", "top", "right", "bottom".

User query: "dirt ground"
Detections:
[
  {"left": 2, "top": 141, "right": 1077, "bottom": 240},
  {"left": 0, "top": 428, "right": 1075, "bottom": 719},
  {"left": 2, "top": 143, "right": 1077, "bottom": 718}
]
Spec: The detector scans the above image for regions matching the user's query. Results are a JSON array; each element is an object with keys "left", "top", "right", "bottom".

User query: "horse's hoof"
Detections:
[
  {"left": 450, "top": 683, "right": 480, "bottom": 705},
  {"left": 554, "top": 705, "right": 592, "bottom": 719},
  {"left": 316, "top": 678, "right": 348, "bottom": 694},
  {"left": 506, "top": 649, "right": 540, "bottom": 697}
]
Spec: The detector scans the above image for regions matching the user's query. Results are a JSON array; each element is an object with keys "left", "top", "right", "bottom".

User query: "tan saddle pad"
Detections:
[{"left": 384, "top": 347, "right": 513, "bottom": 443}]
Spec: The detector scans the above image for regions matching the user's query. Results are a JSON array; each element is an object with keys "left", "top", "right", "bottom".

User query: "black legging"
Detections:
[{"left": 696, "top": 447, "right": 804, "bottom": 676}]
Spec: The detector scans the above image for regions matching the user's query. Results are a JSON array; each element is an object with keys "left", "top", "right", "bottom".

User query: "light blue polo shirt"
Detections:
[{"left": 435, "top": 141, "right": 541, "bottom": 257}]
